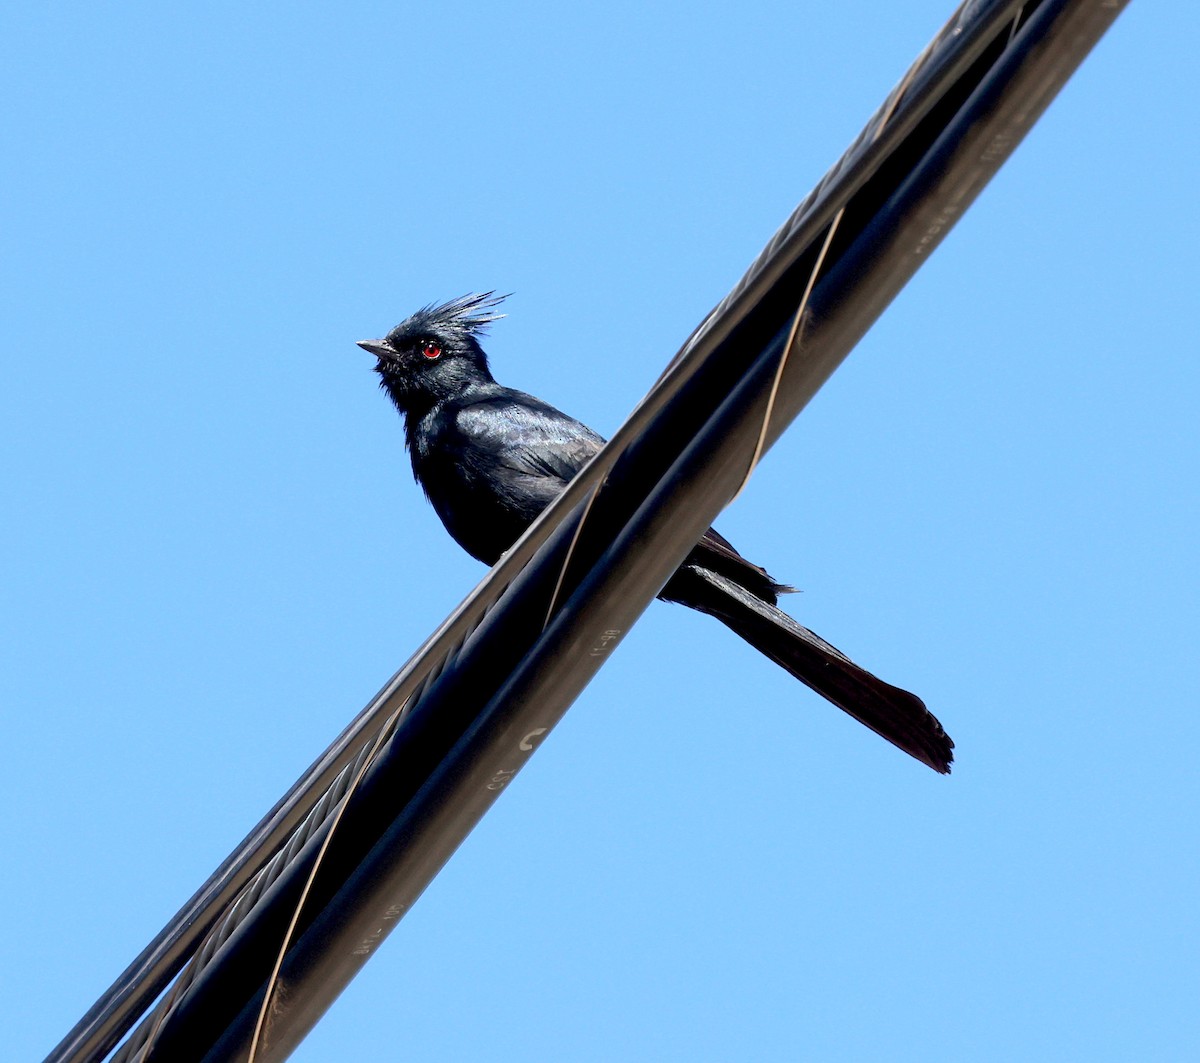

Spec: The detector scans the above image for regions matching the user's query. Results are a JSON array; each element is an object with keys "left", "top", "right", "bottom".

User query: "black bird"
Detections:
[{"left": 359, "top": 293, "right": 953, "bottom": 773}]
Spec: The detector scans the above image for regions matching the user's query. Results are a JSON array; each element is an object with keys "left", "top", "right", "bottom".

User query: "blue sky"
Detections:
[{"left": 3, "top": 2, "right": 1196, "bottom": 1060}]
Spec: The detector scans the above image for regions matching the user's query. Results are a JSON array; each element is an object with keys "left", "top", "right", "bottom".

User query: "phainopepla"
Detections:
[{"left": 359, "top": 293, "right": 953, "bottom": 773}]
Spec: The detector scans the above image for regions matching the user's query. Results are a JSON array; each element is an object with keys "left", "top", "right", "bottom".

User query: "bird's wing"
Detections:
[
  {"left": 456, "top": 397, "right": 781, "bottom": 595},
  {"left": 454, "top": 393, "right": 605, "bottom": 489},
  {"left": 685, "top": 527, "right": 790, "bottom": 602}
]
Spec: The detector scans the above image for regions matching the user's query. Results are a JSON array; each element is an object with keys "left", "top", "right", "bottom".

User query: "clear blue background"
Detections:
[{"left": 3, "top": 2, "right": 1195, "bottom": 1060}]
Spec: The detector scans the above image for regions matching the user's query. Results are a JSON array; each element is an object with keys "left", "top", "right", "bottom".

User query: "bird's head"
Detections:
[{"left": 358, "top": 292, "right": 507, "bottom": 415}]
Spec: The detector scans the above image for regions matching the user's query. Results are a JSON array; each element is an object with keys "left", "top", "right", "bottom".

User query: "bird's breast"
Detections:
[{"left": 412, "top": 445, "right": 533, "bottom": 566}]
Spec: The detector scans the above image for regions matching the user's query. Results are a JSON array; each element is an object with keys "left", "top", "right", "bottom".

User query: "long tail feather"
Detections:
[{"left": 674, "top": 567, "right": 953, "bottom": 773}]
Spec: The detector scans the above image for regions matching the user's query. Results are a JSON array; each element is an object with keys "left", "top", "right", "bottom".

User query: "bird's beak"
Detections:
[{"left": 357, "top": 339, "right": 394, "bottom": 359}]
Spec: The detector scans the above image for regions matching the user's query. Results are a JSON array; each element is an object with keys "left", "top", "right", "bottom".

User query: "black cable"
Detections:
[{"left": 45, "top": 2, "right": 1127, "bottom": 1060}]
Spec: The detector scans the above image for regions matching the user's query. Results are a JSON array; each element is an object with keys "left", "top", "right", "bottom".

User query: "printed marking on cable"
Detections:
[
  {"left": 352, "top": 928, "right": 384, "bottom": 956},
  {"left": 487, "top": 767, "right": 518, "bottom": 792},
  {"left": 351, "top": 905, "right": 407, "bottom": 955},
  {"left": 981, "top": 130, "right": 1017, "bottom": 164},
  {"left": 589, "top": 629, "right": 622, "bottom": 658},
  {"left": 915, "top": 204, "right": 960, "bottom": 257},
  {"left": 519, "top": 728, "right": 548, "bottom": 751}
]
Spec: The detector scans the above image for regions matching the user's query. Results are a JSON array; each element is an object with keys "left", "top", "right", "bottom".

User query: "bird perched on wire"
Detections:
[{"left": 359, "top": 293, "right": 953, "bottom": 773}]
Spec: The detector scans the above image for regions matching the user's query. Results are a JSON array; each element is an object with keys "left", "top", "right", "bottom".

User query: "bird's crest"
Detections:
[{"left": 388, "top": 292, "right": 509, "bottom": 344}]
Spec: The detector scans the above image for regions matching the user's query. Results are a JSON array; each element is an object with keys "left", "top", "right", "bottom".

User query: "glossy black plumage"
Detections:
[{"left": 360, "top": 293, "right": 953, "bottom": 773}]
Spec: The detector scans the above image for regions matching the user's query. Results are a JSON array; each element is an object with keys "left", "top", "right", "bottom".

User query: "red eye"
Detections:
[{"left": 420, "top": 340, "right": 442, "bottom": 360}]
